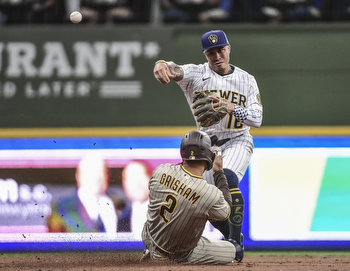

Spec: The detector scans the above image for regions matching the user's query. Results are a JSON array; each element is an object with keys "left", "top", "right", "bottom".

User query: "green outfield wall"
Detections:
[{"left": 0, "top": 24, "right": 349, "bottom": 128}]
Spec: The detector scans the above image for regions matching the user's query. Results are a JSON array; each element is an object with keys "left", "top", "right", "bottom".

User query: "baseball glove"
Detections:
[{"left": 192, "top": 90, "right": 229, "bottom": 127}]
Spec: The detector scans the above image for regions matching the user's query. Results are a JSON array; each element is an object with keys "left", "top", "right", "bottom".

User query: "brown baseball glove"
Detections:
[{"left": 192, "top": 90, "right": 229, "bottom": 127}]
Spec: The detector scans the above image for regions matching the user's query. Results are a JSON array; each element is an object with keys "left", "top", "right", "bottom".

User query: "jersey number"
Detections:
[
  {"left": 159, "top": 194, "right": 177, "bottom": 224},
  {"left": 227, "top": 114, "right": 243, "bottom": 129}
]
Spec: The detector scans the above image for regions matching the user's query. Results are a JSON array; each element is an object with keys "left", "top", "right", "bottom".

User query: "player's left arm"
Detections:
[
  {"left": 208, "top": 195, "right": 231, "bottom": 222},
  {"left": 228, "top": 77, "right": 263, "bottom": 128},
  {"left": 208, "top": 150, "right": 231, "bottom": 221}
]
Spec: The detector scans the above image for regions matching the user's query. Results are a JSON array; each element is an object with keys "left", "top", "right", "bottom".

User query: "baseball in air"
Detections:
[{"left": 70, "top": 11, "right": 82, "bottom": 23}]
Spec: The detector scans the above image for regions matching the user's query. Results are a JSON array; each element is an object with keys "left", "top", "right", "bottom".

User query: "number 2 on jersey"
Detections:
[{"left": 159, "top": 194, "right": 178, "bottom": 224}]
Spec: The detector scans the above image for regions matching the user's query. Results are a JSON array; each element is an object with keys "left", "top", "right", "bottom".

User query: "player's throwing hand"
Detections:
[
  {"left": 212, "top": 148, "right": 223, "bottom": 172},
  {"left": 153, "top": 60, "right": 174, "bottom": 84}
]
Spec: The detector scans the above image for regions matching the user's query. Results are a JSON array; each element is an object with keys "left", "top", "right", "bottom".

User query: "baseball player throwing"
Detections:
[
  {"left": 141, "top": 130, "right": 243, "bottom": 264},
  {"left": 153, "top": 30, "right": 263, "bottom": 246}
]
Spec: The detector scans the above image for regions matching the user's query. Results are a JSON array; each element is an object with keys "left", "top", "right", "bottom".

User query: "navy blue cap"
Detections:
[{"left": 201, "top": 30, "right": 230, "bottom": 52}]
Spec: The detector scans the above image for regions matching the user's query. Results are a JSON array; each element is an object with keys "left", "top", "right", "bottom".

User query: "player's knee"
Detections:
[{"left": 223, "top": 169, "right": 239, "bottom": 188}]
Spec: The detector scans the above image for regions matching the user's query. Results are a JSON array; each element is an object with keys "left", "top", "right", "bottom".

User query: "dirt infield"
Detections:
[{"left": 1, "top": 251, "right": 350, "bottom": 271}]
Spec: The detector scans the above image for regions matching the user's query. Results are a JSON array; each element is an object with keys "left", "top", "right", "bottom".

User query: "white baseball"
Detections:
[{"left": 70, "top": 11, "right": 82, "bottom": 24}]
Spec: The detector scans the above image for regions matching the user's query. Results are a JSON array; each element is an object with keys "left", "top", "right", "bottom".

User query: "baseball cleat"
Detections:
[
  {"left": 227, "top": 238, "right": 244, "bottom": 262},
  {"left": 140, "top": 249, "right": 150, "bottom": 262}
]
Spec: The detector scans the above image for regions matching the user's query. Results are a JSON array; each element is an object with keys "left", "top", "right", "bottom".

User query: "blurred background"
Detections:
[
  {"left": 0, "top": 0, "right": 349, "bottom": 25},
  {"left": 0, "top": 0, "right": 350, "bottom": 252}
]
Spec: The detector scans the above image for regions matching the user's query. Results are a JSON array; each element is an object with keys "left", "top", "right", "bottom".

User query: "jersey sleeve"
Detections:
[
  {"left": 232, "top": 75, "right": 263, "bottom": 128},
  {"left": 176, "top": 64, "right": 205, "bottom": 95},
  {"left": 207, "top": 193, "right": 230, "bottom": 222}
]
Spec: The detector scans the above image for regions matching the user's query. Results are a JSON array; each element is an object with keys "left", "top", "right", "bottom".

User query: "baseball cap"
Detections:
[{"left": 201, "top": 30, "right": 230, "bottom": 52}]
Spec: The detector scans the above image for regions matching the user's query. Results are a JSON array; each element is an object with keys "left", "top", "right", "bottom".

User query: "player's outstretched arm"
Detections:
[{"left": 154, "top": 60, "right": 184, "bottom": 84}]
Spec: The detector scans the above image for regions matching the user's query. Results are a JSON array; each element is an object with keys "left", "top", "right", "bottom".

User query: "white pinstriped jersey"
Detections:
[
  {"left": 144, "top": 163, "right": 230, "bottom": 254},
  {"left": 177, "top": 62, "right": 262, "bottom": 141},
  {"left": 177, "top": 62, "right": 263, "bottom": 182}
]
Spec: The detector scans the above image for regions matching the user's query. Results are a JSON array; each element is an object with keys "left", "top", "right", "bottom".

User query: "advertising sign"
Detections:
[
  {"left": 1, "top": 136, "right": 350, "bottom": 251},
  {"left": 0, "top": 27, "right": 193, "bottom": 127}
]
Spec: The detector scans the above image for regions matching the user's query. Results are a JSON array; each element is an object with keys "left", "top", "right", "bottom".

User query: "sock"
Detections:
[
  {"left": 210, "top": 220, "right": 230, "bottom": 239},
  {"left": 228, "top": 185, "right": 244, "bottom": 244},
  {"left": 223, "top": 169, "right": 244, "bottom": 244}
]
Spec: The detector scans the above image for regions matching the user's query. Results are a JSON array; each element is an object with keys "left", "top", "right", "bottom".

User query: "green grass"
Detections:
[{"left": 245, "top": 251, "right": 350, "bottom": 257}]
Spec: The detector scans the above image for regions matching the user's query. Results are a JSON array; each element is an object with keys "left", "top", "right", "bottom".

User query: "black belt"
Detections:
[
  {"left": 214, "top": 138, "right": 231, "bottom": 147},
  {"left": 156, "top": 246, "right": 170, "bottom": 256},
  {"left": 155, "top": 246, "right": 178, "bottom": 259},
  {"left": 155, "top": 246, "right": 190, "bottom": 259}
]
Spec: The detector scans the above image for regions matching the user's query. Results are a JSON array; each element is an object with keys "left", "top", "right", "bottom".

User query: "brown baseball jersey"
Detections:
[{"left": 142, "top": 163, "right": 236, "bottom": 263}]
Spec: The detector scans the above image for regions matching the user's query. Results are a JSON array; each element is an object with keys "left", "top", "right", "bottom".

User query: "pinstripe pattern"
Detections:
[
  {"left": 142, "top": 163, "right": 236, "bottom": 264},
  {"left": 177, "top": 62, "right": 262, "bottom": 183},
  {"left": 186, "top": 236, "right": 235, "bottom": 264},
  {"left": 202, "top": 139, "right": 253, "bottom": 184}
]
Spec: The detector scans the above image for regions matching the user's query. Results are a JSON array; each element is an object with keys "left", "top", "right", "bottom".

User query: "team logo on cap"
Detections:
[
  {"left": 189, "top": 150, "right": 196, "bottom": 160},
  {"left": 208, "top": 34, "right": 219, "bottom": 45}
]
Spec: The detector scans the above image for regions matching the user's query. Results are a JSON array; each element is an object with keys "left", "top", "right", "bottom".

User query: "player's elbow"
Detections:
[
  {"left": 251, "top": 121, "right": 262, "bottom": 129},
  {"left": 222, "top": 203, "right": 231, "bottom": 221},
  {"left": 244, "top": 118, "right": 262, "bottom": 128}
]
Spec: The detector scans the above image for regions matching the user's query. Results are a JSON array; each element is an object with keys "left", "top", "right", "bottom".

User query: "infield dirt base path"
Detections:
[{"left": 1, "top": 252, "right": 350, "bottom": 271}]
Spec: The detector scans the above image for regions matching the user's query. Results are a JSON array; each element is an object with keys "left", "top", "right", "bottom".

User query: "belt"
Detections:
[
  {"left": 146, "top": 224, "right": 177, "bottom": 258},
  {"left": 147, "top": 223, "right": 190, "bottom": 259},
  {"left": 155, "top": 246, "right": 170, "bottom": 256},
  {"left": 155, "top": 246, "right": 191, "bottom": 260},
  {"left": 214, "top": 138, "right": 231, "bottom": 147}
]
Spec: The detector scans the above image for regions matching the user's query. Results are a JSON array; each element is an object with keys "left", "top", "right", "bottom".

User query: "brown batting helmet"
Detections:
[{"left": 180, "top": 130, "right": 215, "bottom": 170}]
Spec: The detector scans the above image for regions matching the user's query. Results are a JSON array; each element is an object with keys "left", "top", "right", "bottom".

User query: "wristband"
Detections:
[
  {"left": 155, "top": 60, "right": 166, "bottom": 65},
  {"left": 231, "top": 105, "right": 248, "bottom": 122}
]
